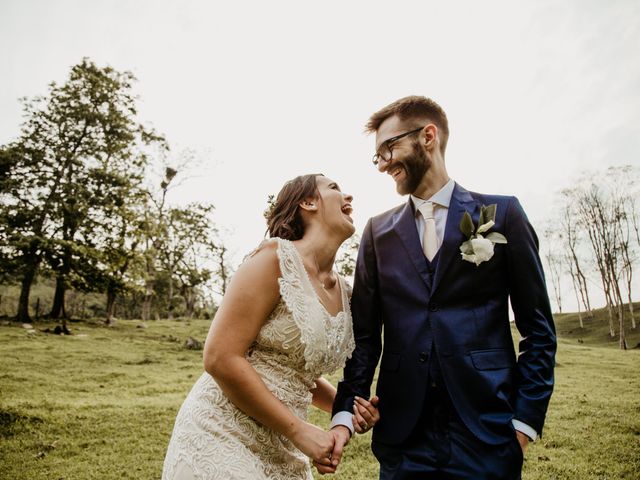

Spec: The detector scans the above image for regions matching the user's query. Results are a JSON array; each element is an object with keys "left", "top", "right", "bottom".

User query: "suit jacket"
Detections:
[{"left": 333, "top": 183, "right": 556, "bottom": 446}]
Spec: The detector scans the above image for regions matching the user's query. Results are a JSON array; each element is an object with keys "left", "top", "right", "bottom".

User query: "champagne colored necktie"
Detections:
[{"left": 418, "top": 202, "right": 438, "bottom": 261}]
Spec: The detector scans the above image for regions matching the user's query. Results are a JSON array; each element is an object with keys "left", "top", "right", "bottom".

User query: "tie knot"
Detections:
[{"left": 418, "top": 201, "right": 435, "bottom": 220}]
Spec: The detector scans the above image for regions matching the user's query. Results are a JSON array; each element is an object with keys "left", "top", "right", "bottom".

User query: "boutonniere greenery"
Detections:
[{"left": 459, "top": 204, "right": 507, "bottom": 266}]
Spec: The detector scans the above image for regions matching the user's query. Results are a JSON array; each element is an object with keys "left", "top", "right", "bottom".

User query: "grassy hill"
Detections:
[
  {"left": 0, "top": 308, "right": 638, "bottom": 479},
  {"left": 551, "top": 302, "right": 640, "bottom": 349}
]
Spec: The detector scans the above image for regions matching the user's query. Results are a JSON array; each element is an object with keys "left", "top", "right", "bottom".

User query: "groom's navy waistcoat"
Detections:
[{"left": 334, "top": 183, "right": 556, "bottom": 446}]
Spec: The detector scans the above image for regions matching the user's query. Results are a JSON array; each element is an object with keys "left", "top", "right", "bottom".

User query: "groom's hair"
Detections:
[{"left": 365, "top": 96, "right": 449, "bottom": 154}]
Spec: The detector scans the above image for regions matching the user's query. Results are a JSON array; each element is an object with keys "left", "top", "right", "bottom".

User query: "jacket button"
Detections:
[
  {"left": 429, "top": 302, "right": 439, "bottom": 312},
  {"left": 419, "top": 352, "right": 429, "bottom": 363}
]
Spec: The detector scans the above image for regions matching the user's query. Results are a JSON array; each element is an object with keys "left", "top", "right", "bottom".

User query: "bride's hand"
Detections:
[
  {"left": 290, "top": 422, "right": 335, "bottom": 469},
  {"left": 352, "top": 395, "right": 380, "bottom": 434}
]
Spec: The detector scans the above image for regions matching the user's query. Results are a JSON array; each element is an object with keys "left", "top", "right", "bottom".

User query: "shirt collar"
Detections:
[{"left": 410, "top": 178, "right": 455, "bottom": 210}]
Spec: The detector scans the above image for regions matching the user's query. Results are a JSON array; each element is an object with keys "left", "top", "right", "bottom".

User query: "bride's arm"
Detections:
[
  {"left": 310, "top": 377, "right": 337, "bottom": 413},
  {"left": 203, "top": 242, "right": 335, "bottom": 468}
]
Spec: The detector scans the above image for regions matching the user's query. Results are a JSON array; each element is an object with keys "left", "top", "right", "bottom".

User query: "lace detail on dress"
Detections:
[
  {"left": 162, "top": 237, "right": 355, "bottom": 480},
  {"left": 278, "top": 239, "right": 355, "bottom": 376},
  {"left": 277, "top": 239, "right": 329, "bottom": 376},
  {"left": 276, "top": 239, "right": 355, "bottom": 376}
]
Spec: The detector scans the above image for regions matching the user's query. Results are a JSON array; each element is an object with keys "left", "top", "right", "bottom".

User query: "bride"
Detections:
[{"left": 162, "top": 174, "right": 380, "bottom": 479}]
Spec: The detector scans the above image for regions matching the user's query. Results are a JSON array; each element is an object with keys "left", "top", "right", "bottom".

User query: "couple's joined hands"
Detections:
[
  {"left": 291, "top": 422, "right": 343, "bottom": 473},
  {"left": 306, "top": 395, "right": 380, "bottom": 475}
]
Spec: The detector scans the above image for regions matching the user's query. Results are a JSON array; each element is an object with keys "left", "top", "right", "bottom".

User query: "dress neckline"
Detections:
[{"left": 281, "top": 238, "right": 347, "bottom": 319}]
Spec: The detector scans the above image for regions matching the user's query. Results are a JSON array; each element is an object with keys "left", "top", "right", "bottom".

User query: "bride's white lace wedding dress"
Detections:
[{"left": 162, "top": 238, "right": 355, "bottom": 480}]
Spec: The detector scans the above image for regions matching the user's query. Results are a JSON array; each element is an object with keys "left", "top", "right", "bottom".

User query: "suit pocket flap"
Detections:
[
  {"left": 470, "top": 349, "right": 512, "bottom": 370},
  {"left": 380, "top": 353, "right": 401, "bottom": 372}
]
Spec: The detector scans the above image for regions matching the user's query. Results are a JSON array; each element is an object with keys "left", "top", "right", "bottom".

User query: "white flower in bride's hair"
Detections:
[{"left": 459, "top": 204, "right": 507, "bottom": 266}]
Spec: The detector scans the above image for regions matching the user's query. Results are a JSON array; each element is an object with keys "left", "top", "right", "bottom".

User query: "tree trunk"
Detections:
[
  {"left": 17, "top": 261, "right": 38, "bottom": 323},
  {"left": 49, "top": 274, "right": 67, "bottom": 320},
  {"left": 185, "top": 287, "right": 196, "bottom": 319},
  {"left": 576, "top": 268, "right": 593, "bottom": 318},
  {"left": 605, "top": 292, "right": 615, "bottom": 338},
  {"left": 142, "top": 291, "right": 152, "bottom": 321},
  {"left": 142, "top": 252, "right": 154, "bottom": 321},
  {"left": 610, "top": 270, "right": 627, "bottom": 350},
  {"left": 544, "top": 252, "right": 562, "bottom": 314},
  {"left": 105, "top": 282, "right": 117, "bottom": 325},
  {"left": 623, "top": 265, "right": 636, "bottom": 328},
  {"left": 570, "top": 274, "right": 584, "bottom": 328},
  {"left": 618, "top": 302, "right": 627, "bottom": 350},
  {"left": 167, "top": 265, "right": 174, "bottom": 320}
]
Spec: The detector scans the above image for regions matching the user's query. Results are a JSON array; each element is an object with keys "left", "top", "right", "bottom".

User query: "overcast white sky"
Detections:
[{"left": 2, "top": 0, "right": 639, "bottom": 310}]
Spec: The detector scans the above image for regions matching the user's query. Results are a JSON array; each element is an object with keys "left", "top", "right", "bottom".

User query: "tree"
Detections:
[
  {"left": 557, "top": 195, "right": 593, "bottom": 326},
  {"left": 542, "top": 234, "right": 563, "bottom": 314},
  {"left": 620, "top": 205, "right": 637, "bottom": 329},
  {"left": 92, "top": 179, "right": 149, "bottom": 325},
  {"left": 0, "top": 136, "right": 58, "bottom": 322},
  {"left": 573, "top": 173, "right": 633, "bottom": 349},
  {"left": 139, "top": 165, "right": 176, "bottom": 320},
  {"left": 0, "top": 58, "right": 165, "bottom": 324},
  {"left": 611, "top": 167, "right": 638, "bottom": 330},
  {"left": 211, "top": 239, "right": 234, "bottom": 298},
  {"left": 159, "top": 203, "right": 218, "bottom": 319}
]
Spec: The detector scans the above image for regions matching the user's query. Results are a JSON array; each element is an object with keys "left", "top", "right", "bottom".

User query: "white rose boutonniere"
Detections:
[{"left": 459, "top": 204, "right": 507, "bottom": 266}]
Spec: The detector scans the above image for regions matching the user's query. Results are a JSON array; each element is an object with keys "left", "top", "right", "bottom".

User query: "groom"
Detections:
[{"left": 328, "top": 96, "right": 556, "bottom": 479}]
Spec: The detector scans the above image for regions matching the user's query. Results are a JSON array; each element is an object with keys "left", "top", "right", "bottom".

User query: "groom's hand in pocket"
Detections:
[
  {"left": 314, "top": 426, "right": 350, "bottom": 475},
  {"left": 516, "top": 431, "right": 530, "bottom": 454}
]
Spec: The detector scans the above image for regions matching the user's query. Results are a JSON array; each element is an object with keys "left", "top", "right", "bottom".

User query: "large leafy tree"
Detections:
[{"left": 0, "top": 58, "right": 165, "bottom": 323}]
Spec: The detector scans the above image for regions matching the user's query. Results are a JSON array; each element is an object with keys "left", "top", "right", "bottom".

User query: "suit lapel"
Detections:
[
  {"left": 392, "top": 200, "right": 432, "bottom": 289},
  {"left": 432, "top": 183, "right": 478, "bottom": 294}
]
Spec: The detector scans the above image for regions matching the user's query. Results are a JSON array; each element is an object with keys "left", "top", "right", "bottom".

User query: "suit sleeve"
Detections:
[
  {"left": 505, "top": 197, "right": 557, "bottom": 436},
  {"left": 332, "top": 218, "right": 383, "bottom": 416}
]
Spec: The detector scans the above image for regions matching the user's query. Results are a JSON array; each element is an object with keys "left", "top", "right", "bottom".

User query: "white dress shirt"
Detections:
[
  {"left": 410, "top": 178, "right": 456, "bottom": 252},
  {"left": 330, "top": 178, "right": 537, "bottom": 441}
]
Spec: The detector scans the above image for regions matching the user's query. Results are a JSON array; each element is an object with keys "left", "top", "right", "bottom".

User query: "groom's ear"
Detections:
[
  {"left": 299, "top": 198, "right": 318, "bottom": 212},
  {"left": 423, "top": 124, "right": 438, "bottom": 149}
]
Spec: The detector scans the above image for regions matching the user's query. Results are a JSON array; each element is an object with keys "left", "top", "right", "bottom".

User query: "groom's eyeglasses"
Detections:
[{"left": 372, "top": 126, "right": 425, "bottom": 166}]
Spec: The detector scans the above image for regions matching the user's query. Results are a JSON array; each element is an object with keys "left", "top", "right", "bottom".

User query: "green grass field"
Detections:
[{"left": 1, "top": 309, "right": 639, "bottom": 479}]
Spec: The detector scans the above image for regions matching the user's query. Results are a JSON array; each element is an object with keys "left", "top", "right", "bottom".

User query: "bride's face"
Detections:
[{"left": 314, "top": 176, "right": 355, "bottom": 238}]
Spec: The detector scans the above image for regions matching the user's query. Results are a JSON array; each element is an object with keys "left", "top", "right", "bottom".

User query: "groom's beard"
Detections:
[{"left": 396, "top": 140, "right": 431, "bottom": 196}]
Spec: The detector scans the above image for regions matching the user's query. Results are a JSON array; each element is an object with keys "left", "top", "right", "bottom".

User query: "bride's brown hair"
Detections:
[{"left": 266, "top": 174, "right": 322, "bottom": 241}]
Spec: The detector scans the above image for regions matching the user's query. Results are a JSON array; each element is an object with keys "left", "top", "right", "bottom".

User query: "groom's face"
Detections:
[{"left": 375, "top": 116, "right": 431, "bottom": 196}]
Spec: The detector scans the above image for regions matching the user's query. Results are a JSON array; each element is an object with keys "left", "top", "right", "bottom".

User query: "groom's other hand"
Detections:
[
  {"left": 352, "top": 395, "right": 380, "bottom": 434},
  {"left": 516, "top": 431, "right": 530, "bottom": 454},
  {"left": 313, "top": 425, "right": 351, "bottom": 474}
]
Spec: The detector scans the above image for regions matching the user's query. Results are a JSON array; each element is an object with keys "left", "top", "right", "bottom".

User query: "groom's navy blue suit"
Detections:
[{"left": 333, "top": 183, "right": 556, "bottom": 478}]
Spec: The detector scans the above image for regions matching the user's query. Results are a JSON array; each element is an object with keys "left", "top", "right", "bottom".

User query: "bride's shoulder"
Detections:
[
  {"left": 233, "top": 239, "right": 282, "bottom": 285},
  {"left": 244, "top": 238, "right": 280, "bottom": 261},
  {"left": 241, "top": 237, "right": 294, "bottom": 272}
]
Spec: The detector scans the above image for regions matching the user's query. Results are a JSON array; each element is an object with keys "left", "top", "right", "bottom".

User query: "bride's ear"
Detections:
[{"left": 298, "top": 198, "right": 318, "bottom": 212}]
